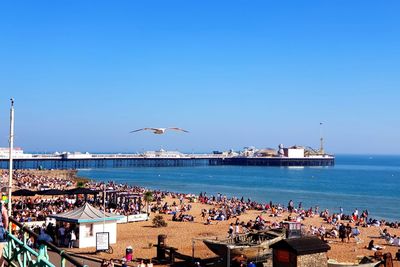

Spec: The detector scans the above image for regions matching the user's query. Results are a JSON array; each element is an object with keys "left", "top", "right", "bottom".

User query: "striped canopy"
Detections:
[{"left": 48, "top": 202, "right": 123, "bottom": 223}]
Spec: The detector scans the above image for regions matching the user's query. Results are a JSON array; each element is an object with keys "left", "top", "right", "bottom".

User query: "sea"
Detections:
[{"left": 78, "top": 155, "right": 400, "bottom": 222}]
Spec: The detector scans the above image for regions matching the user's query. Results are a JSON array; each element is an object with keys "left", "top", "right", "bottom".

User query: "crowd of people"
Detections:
[
  {"left": 4, "top": 169, "right": 399, "bottom": 231},
  {"left": 1, "top": 170, "right": 74, "bottom": 191},
  {"left": 9, "top": 179, "right": 150, "bottom": 223},
  {"left": 2, "top": 169, "right": 400, "bottom": 266}
]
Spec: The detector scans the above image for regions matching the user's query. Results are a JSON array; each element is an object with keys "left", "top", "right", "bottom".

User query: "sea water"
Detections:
[{"left": 78, "top": 155, "right": 400, "bottom": 221}]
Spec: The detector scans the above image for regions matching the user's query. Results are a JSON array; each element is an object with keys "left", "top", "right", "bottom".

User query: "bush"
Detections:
[{"left": 152, "top": 215, "right": 168, "bottom": 228}]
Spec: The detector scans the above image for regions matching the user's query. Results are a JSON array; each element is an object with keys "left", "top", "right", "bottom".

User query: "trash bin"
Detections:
[{"left": 125, "top": 246, "right": 133, "bottom": 261}]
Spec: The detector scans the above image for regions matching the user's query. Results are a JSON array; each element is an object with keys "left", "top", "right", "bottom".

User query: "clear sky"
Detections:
[{"left": 0, "top": 1, "right": 399, "bottom": 154}]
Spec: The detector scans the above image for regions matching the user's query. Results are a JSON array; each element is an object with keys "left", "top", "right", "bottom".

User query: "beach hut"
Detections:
[
  {"left": 270, "top": 237, "right": 330, "bottom": 267},
  {"left": 49, "top": 203, "right": 123, "bottom": 249}
]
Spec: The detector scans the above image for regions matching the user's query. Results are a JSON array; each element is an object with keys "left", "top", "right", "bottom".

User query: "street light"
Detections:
[{"left": 8, "top": 98, "right": 15, "bottom": 218}]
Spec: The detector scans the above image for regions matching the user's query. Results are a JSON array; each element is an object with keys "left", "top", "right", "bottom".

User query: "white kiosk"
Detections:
[{"left": 49, "top": 203, "right": 123, "bottom": 249}]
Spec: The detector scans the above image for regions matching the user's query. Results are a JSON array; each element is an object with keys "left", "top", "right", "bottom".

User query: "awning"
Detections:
[{"left": 48, "top": 202, "right": 123, "bottom": 223}]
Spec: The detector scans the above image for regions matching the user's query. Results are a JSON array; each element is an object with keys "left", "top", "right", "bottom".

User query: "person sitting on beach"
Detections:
[
  {"left": 396, "top": 249, "right": 400, "bottom": 261},
  {"left": 368, "top": 240, "right": 384, "bottom": 251},
  {"left": 271, "top": 221, "right": 279, "bottom": 229},
  {"left": 326, "top": 227, "right": 338, "bottom": 238},
  {"left": 182, "top": 214, "right": 194, "bottom": 222},
  {"left": 390, "top": 235, "right": 400, "bottom": 246},
  {"left": 101, "top": 260, "right": 108, "bottom": 267},
  {"left": 318, "top": 225, "right": 326, "bottom": 237},
  {"left": 146, "top": 259, "right": 153, "bottom": 267},
  {"left": 308, "top": 225, "right": 318, "bottom": 236}
]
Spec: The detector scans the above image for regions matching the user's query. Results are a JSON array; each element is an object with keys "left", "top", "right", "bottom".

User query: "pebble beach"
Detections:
[{"left": 76, "top": 195, "right": 400, "bottom": 266}]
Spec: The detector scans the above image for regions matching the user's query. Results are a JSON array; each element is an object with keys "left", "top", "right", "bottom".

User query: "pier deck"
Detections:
[{"left": 0, "top": 154, "right": 334, "bottom": 169}]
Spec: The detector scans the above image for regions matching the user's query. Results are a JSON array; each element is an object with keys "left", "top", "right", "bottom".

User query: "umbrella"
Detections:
[
  {"left": 12, "top": 189, "right": 36, "bottom": 196},
  {"left": 37, "top": 189, "right": 65, "bottom": 196},
  {"left": 65, "top": 188, "right": 99, "bottom": 195}
]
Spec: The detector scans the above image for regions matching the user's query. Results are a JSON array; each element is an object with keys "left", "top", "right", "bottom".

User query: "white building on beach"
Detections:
[{"left": 49, "top": 203, "right": 123, "bottom": 249}]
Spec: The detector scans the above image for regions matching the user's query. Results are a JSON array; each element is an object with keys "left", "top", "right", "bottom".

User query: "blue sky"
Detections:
[{"left": 0, "top": 1, "right": 399, "bottom": 154}]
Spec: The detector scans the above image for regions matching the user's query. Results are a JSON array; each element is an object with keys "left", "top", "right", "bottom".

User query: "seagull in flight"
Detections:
[{"left": 130, "top": 127, "right": 189, "bottom": 134}]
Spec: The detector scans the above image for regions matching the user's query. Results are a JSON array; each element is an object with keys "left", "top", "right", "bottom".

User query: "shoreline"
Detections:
[{"left": 75, "top": 168, "right": 400, "bottom": 223}]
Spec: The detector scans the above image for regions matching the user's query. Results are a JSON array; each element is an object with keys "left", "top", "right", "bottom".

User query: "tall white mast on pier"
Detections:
[
  {"left": 319, "top": 122, "right": 324, "bottom": 155},
  {"left": 8, "top": 98, "right": 15, "bottom": 217}
]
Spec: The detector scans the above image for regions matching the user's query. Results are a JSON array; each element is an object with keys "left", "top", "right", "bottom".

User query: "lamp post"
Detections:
[
  {"left": 103, "top": 184, "right": 106, "bottom": 232},
  {"left": 8, "top": 98, "right": 15, "bottom": 218}
]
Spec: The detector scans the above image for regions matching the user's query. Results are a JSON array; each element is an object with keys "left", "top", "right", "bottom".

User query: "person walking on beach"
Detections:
[
  {"left": 235, "top": 222, "right": 241, "bottom": 238},
  {"left": 353, "top": 208, "right": 359, "bottom": 221},
  {"left": 288, "top": 200, "right": 294, "bottom": 213},
  {"left": 352, "top": 226, "right": 361, "bottom": 243},
  {"left": 201, "top": 209, "right": 206, "bottom": 221},
  {"left": 339, "top": 224, "right": 346, "bottom": 242},
  {"left": 346, "top": 223, "right": 352, "bottom": 242},
  {"left": 227, "top": 223, "right": 234, "bottom": 238}
]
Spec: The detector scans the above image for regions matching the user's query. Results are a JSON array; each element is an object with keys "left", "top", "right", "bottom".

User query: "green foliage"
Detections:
[
  {"left": 144, "top": 191, "right": 154, "bottom": 203},
  {"left": 77, "top": 181, "right": 85, "bottom": 188},
  {"left": 152, "top": 215, "right": 168, "bottom": 228}
]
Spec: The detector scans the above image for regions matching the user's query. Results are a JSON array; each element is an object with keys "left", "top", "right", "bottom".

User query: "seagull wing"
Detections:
[
  {"left": 169, "top": 127, "right": 189, "bottom": 133},
  {"left": 130, "top": 128, "right": 158, "bottom": 133}
]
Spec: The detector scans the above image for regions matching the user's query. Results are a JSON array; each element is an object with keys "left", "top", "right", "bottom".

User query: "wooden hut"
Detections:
[{"left": 270, "top": 237, "right": 330, "bottom": 267}]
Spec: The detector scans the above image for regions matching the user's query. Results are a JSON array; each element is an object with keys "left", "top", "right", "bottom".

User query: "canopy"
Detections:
[
  {"left": 12, "top": 189, "right": 36, "bottom": 196},
  {"left": 37, "top": 189, "right": 65, "bottom": 195},
  {"left": 65, "top": 188, "right": 99, "bottom": 195},
  {"left": 48, "top": 202, "right": 123, "bottom": 223}
]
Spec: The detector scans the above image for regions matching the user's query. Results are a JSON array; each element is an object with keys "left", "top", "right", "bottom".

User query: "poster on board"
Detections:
[{"left": 96, "top": 232, "right": 109, "bottom": 251}]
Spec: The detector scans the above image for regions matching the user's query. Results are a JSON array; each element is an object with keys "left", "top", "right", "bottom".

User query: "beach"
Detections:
[
  {"left": 4, "top": 169, "right": 400, "bottom": 266},
  {"left": 78, "top": 155, "right": 400, "bottom": 222},
  {"left": 75, "top": 195, "right": 400, "bottom": 266}
]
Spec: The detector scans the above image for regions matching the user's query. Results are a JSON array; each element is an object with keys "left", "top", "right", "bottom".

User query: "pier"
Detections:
[{"left": 0, "top": 153, "right": 334, "bottom": 169}]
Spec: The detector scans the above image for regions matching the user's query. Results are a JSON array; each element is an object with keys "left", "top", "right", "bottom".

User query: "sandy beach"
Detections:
[{"left": 74, "top": 196, "right": 400, "bottom": 266}]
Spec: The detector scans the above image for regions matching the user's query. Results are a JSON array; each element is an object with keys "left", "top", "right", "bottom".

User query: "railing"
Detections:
[{"left": 3, "top": 217, "right": 88, "bottom": 267}]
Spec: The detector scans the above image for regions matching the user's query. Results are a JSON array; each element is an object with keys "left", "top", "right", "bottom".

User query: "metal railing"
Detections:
[{"left": 3, "top": 217, "right": 88, "bottom": 267}]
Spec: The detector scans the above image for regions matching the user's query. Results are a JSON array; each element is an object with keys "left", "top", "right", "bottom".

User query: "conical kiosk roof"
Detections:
[{"left": 49, "top": 202, "right": 123, "bottom": 223}]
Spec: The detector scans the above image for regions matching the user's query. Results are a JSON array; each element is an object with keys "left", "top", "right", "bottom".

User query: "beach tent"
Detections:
[{"left": 49, "top": 202, "right": 123, "bottom": 248}]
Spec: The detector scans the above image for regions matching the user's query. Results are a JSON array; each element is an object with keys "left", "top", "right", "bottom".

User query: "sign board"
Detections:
[
  {"left": 116, "top": 214, "right": 149, "bottom": 224},
  {"left": 96, "top": 232, "right": 109, "bottom": 251},
  {"left": 127, "top": 213, "right": 148, "bottom": 222}
]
